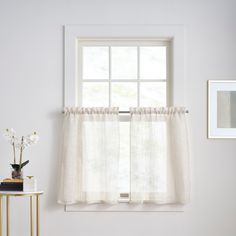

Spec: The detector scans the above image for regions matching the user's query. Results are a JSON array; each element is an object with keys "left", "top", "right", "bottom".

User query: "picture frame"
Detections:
[{"left": 208, "top": 80, "right": 236, "bottom": 139}]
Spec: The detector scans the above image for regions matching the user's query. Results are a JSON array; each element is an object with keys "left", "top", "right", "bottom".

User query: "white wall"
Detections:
[{"left": 0, "top": 0, "right": 236, "bottom": 235}]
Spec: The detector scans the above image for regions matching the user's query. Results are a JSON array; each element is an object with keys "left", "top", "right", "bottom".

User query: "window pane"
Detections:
[
  {"left": 140, "top": 46, "right": 166, "bottom": 80},
  {"left": 119, "top": 122, "right": 130, "bottom": 193},
  {"left": 82, "top": 82, "right": 108, "bottom": 106},
  {"left": 131, "top": 121, "right": 167, "bottom": 193},
  {"left": 111, "top": 83, "right": 137, "bottom": 110},
  {"left": 111, "top": 47, "right": 137, "bottom": 80},
  {"left": 140, "top": 82, "right": 166, "bottom": 106},
  {"left": 83, "top": 47, "right": 109, "bottom": 79}
]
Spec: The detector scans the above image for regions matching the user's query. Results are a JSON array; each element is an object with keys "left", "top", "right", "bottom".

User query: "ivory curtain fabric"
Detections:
[
  {"left": 130, "top": 107, "right": 190, "bottom": 204},
  {"left": 58, "top": 107, "right": 120, "bottom": 204}
]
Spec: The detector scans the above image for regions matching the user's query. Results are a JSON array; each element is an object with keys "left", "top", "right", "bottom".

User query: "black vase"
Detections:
[{"left": 11, "top": 169, "right": 23, "bottom": 179}]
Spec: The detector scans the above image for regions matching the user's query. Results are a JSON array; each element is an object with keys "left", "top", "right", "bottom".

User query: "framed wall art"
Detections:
[{"left": 208, "top": 80, "right": 236, "bottom": 138}]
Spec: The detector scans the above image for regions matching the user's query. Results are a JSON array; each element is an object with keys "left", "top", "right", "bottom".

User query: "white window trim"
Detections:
[
  {"left": 63, "top": 24, "right": 188, "bottom": 212},
  {"left": 64, "top": 24, "right": 185, "bottom": 108}
]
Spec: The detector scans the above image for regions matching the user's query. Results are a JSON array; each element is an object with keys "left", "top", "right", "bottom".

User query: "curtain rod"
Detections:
[
  {"left": 119, "top": 110, "right": 189, "bottom": 113},
  {"left": 62, "top": 110, "right": 189, "bottom": 114}
]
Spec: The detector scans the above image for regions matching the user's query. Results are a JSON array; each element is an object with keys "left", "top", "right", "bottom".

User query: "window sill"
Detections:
[{"left": 64, "top": 202, "right": 188, "bottom": 212}]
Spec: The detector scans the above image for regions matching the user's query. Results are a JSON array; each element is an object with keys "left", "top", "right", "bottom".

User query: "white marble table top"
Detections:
[{"left": 0, "top": 191, "right": 43, "bottom": 196}]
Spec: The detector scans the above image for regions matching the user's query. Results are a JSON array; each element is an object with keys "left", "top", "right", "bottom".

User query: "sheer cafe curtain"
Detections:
[
  {"left": 58, "top": 107, "right": 120, "bottom": 204},
  {"left": 130, "top": 107, "right": 190, "bottom": 204}
]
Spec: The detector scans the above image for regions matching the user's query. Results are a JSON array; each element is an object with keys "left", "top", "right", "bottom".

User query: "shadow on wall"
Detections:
[
  {"left": 45, "top": 110, "right": 63, "bottom": 210},
  {"left": 45, "top": 27, "right": 65, "bottom": 210}
]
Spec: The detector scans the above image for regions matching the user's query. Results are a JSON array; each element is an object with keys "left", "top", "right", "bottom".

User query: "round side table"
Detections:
[{"left": 0, "top": 191, "right": 43, "bottom": 236}]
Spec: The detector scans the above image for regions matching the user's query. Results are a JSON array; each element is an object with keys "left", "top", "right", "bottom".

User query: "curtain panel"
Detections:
[
  {"left": 58, "top": 107, "right": 120, "bottom": 204},
  {"left": 58, "top": 106, "right": 190, "bottom": 205},
  {"left": 130, "top": 107, "right": 190, "bottom": 204}
]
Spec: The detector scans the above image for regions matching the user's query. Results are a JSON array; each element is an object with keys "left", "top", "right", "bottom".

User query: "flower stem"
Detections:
[
  {"left": 12, "top": 142, "right": 16, "bottom": 164},
  {"left": 19, "top": 136, "right": 24, "bottom": 169}
]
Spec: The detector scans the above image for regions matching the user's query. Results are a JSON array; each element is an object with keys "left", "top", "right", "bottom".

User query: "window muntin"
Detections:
[
  {"left": 77, "top": 40, "right": 170, "bottom": 110},
  {"left": 77, "top": 39, "right": 170, "bottom": 196}
]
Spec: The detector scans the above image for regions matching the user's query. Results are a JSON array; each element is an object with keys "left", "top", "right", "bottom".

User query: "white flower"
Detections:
[
  {"left": 3, "top": 128, "right": 16, "bottom": 138},
  {"left": 15, "top": 141, "right": 25, "bottom": 149},
  {"left": 29, "top": 132, "right": 39, "bottom": 144},
  {"left": 15, "top": 132, "right": 40, "bottom": 149},
  {"left": 4, "top": 129, "right": 39, "bottom": 149},
  {"left": 3, "top": 128, "right": 18, "bottom": 145}
]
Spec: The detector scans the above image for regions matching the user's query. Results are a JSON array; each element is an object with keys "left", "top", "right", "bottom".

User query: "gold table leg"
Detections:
[
  {"left": 30, "top": 196, "right": 34, "bottom": 236},
  {"left": 0, "top": 196, "right": 2, "bottom": 236},
  {"left": 0, "top": 194, "right": 41, "bottom": 236},
  {"left": 6, "top": 196, "right": 10, "bottom": 236},
  {"left": 36, "top": 196, "right": 40, "bottom": 236}
]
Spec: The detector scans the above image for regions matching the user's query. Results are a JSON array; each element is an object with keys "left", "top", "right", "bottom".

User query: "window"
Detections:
[
  {"left": 63, "top": 25, "right": 186, "bottom": 211},
  {"left": 76, "top": 39, "right": 170, "bottom": 198},
  {"left": 76, "top": 39, "right": 169, "bottom": 108}
]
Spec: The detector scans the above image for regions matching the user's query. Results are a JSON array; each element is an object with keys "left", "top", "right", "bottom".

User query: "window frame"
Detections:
[
  {"left": 76, "top": 39, "right": 170, "bottom": 110},
  {"left": 64, "top": 24, "right": 185, "bottom": 109},
  {"left": 64, "top": 25, "right": 186, "bottom": 211}
]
